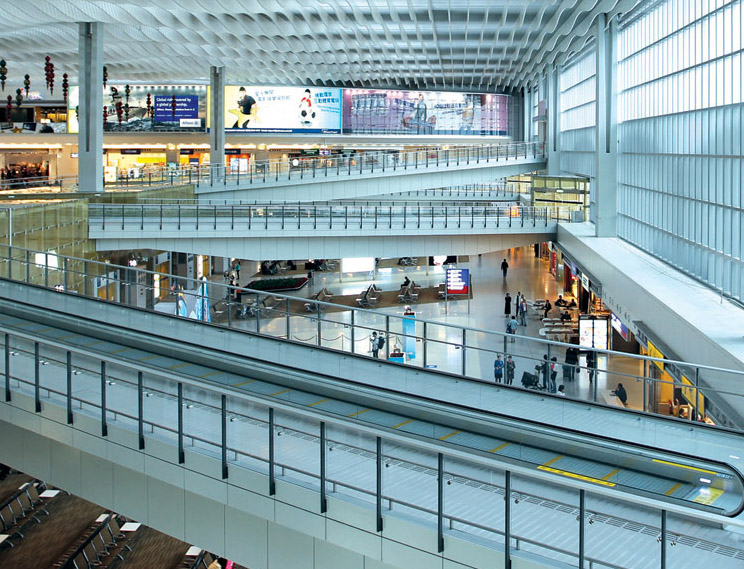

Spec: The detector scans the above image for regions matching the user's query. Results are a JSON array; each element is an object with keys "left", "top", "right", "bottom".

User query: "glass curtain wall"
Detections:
[
  {"left": 559, "top": 46, "right": 597, "bottom": 179},
  {"left": 618, "top": 0, "right": 744, "bottom": 301}
]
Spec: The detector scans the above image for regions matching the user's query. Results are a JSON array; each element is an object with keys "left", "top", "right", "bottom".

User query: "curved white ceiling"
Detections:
[{"left": 0, "top": 0, "right": 634, "bottom": 92}]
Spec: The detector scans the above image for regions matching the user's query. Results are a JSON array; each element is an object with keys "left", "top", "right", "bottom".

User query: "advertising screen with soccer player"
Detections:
[{"left": 222, "top": 85, "right": 342, "bottom": 133}]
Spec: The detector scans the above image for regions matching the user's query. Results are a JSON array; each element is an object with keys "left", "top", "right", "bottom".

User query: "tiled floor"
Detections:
[{"left": 246, "top": 247, "right": 646, "bottom": 410}]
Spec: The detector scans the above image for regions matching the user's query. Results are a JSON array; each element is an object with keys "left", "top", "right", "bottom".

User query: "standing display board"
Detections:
[
  {"left": 579, "top": 315, "right": 609, "bottom": 350},
  {"left": 446, "top": 268, "right": 470, "bottom": 296}
]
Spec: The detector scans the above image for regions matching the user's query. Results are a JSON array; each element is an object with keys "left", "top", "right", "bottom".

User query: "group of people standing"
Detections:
[
  {"left": 504, "top": 291, "right": 528, "bottom": 328},
  {"left": 493, "top": 354, "right": 516, "bottom": 384}
]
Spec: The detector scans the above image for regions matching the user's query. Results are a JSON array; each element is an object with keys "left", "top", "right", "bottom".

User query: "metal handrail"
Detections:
[
  {"left": 0, "top": 141, "right": 546, "bottom": 194},
  {"left": 4, "top": 334, "right": 738, "bottom": 569},
  {"left": 2, "top": 242, "right": 742, "bottom": 431}
]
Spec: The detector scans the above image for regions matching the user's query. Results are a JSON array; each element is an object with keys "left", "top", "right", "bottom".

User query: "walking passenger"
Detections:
[
  {"left": 370, "top": 332, "right": 380, "bottom": 358},
  {"left": 519, "top": 297, "right": 528, "bottom": 326},
  {"left": 501, "top": 258, "right": 509, "bottom": 278},
  {"left": 506, "top": 315, "right": 519, "bottom": 342},
  {"left": 504, "top": 292, "right": 512, "bottom": 318}
]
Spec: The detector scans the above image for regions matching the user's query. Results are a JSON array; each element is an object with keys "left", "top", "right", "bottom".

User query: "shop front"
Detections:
[{"left": 105, "top": 148, "right": 168, "bottom": 179}]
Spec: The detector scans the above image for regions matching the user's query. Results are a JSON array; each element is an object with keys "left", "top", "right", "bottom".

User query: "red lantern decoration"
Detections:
[
  {"left": 62, "top": 73, "right": 69, "bottom": 103},
  {"left": 15, "top": 88, "right": 23, "bottom": 108},
  {"left": 171, "top": 94, "right": 177, "bottom": 118},
  {"left": 6, "top": 95, "right": 12, "bottom": 113},
  {"left": 146, "top": 93, "right": 152, "bottom": 117},
  {"left": 23, "top": 75, "right": 30, "bottom": 97},
  {"left": 103, "top": 66, "right": 108, "bottom": 88},
  {"left": 0, "top": 60, "right": 7, "bottom": 92},
  {"left": 103, "top": 105, "right": 108, "bottom": 124},
  {"left": 124, "top": 102, "right": 130, "bottom": 122},
  {"left": 124, "top": 84, "right": 130, "bottom": 104},
  {"left": 115, "top": 101, "right": 123, "bottom": 126},
  {"left": 44, "top": 56, "right": 51, "bottom": 89}
]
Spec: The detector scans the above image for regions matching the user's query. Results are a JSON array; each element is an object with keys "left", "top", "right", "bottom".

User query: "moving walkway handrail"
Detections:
[{"left": 3, "top": 318, "right": 743, "bottom": 569}]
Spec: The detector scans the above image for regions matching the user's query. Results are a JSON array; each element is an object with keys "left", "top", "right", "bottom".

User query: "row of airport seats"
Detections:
[
  {"left": 357, "top": 284, "right": 382, "bottom": 308},
  {"left": 60, "top": 513, "right": 133, "bottom": 569},
  {"left": 398, "top": 281, "right": 421, "bottom": 303},
  {"left": 0, "top": 480, "right": 51, "bottom": 543},
  {"left": 305, "top": 288, "right": 334, "bottom": 312}
]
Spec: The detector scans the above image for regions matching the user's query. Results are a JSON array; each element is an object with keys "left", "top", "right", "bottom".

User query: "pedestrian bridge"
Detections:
[
  {"left": 190, "top": 142, "right": 546, "bottom": 202},
  {"left": 89, "top": 202, "right": 581, "bottom": 258}
]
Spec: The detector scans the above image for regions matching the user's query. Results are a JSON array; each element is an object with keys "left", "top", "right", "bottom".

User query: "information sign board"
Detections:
[{"left": 446, "top": 268, "right": 470, "bottom": 295}]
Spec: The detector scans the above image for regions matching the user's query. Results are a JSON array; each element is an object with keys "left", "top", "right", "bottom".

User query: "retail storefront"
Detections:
[{"left": 105, "top": 147, "right": 168, "bottom": 178}]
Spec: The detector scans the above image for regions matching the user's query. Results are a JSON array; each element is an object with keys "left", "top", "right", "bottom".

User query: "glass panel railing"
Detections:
[{"left": 1, "top": 242, "right": 744, "bottom": 432}]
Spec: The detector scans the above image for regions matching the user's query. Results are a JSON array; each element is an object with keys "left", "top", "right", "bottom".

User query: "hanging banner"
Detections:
[{"left": 222, "top": 85, "right": 342, "bottom": 133}]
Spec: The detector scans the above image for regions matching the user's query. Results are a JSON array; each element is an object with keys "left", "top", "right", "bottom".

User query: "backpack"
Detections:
[{"left": 377, "top": 336, "right": 385, "bottom": 349}]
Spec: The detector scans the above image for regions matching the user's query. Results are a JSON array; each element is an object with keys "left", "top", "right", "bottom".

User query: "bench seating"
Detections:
[{"left": 304, "top": 288, "right": 334, "bottom": 312}]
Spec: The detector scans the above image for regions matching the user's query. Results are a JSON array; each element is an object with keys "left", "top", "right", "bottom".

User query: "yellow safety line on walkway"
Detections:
[
  {"left": 137, "top": 355, "right": 159, "bottom": 361},
  {"left": 439, "top": 430, "right": 460, "bottom": 441},
  {"left": 56, "top": 335, "right": 78, "bottom": 340},
  {"left": 168, "top": 363, "right": 190, "bottom": 370},
  {"left": 538, "top": 466, "right": 617, "bottom": 487},
  {"left": 34, "top": 328, "right": 52, "bottom": 333},
  {"left": 665, "top": 483, "right": 682, "bottom": 496},
  {"left": 270, "top": 389, "right": 290, "bottom": 397},
  {"left": 11, "top": 322, "right": 34, "bottom": 327},
  {"left": 349, "top": 409, "right": 370, "bottom": 417},
  {"left": 82, "top": 341, "right": 101, "bottom": 347},
  {"left": 693, "top": 487, "right": 723, "bottom": 506},
  {"left": 489, "top": 443, "right": 511, "bottom": 453},
  {"left": 109, "top": 348, "right": 129, "bottom": 354},
  {"left": 233, "top": 380, "right": 256, "bottom": 387},
  {"left": 309, "top": 398, "right": 329, "bottom": 407},
  {"left": 392, "top": 419, "right": 413, "bottom": 429},
  {"left": 542, "top": 455, "right": 564, "bottom": 467},
  {"left": 653, "top": 459, "right": 717, "bottom": 475},
  {"left": 199, "top": 372, "right": 220, "bottom": 378},
  {"left": 602, "top": 468, "right": 620, "bottom": 481}
]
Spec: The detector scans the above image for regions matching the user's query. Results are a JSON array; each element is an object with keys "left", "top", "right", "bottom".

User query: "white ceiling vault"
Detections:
[{"left": 1, "top": 0, "right": 638, "bottom": 93}]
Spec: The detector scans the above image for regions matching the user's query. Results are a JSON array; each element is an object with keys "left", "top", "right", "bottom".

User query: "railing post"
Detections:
[
  {"left": 320, "top": 421, "right": 327, "bottom": 513},
  {"left": 461, "top": 329, "right": 466, "bottom": 376},
  {"left": 350, "top": 311, "right": 356, "bottom": 354},
  {"left": 25, "top": 249, "right": 30, "bottom": 283},
  {"left": 437, "top": 452, "right": 444, "bottom": 553},
  {"left": 269, "top": 407, "right": 276, "bottom": 495},
  {"left": 579, "top": 489, "right": 586, "bottom": 569},
  {"left": 4, "top": 333, "right": 10, "bottom": 402},
  {"left": 317, "top": 303, "right": 322, "bottom": 346},
  {"left": 178, "top": 382, "right": 185, "bottom": 464},
  {"left": 661, "top": 510, "right": 667, "bottom": 569},
  {"left": 7, "top": 245, "right": 12, "bottom": 281},
  {"left": 422, "top": 322, "right": 428, "bottom": 368},
  {"left": 221, "top": 394, "right": 228, "bottom": 479},
  {"left": 376, "top": 436, "right": 383, "bottom": 532},
  {"left": 505, "top": 471, "right": 512, "bottom": 569},
  {"left": 385, "top": 314, "right": 390, "bottom": 359},
  {"left": 100, "top": 361, "right": 108, "bottom": 436},
  {"left": 34, "top": 342, "right": 41, "bottom": 413},
  {"left": 137, "top": 371, "right": 145, "bottom": 450},
  {"left": 66, "top": 351, "right": 73, "bottom": 424}
]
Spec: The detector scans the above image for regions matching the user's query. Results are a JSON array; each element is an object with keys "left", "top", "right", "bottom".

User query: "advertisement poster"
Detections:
[
  {"left": 223, "top": 85, "right": 341, "bottom": 133},
  {"left": 342, "top": 89, "right": 509, "bottom": 135},
  {"left": 579, "top": 316, "right": 609, "bottom": 350},
  {"left": 68, "top": 84, "right": 206, "bottom": 133},
  {"left": 445, "top": 268, "right": 470, "bottom": 295}
]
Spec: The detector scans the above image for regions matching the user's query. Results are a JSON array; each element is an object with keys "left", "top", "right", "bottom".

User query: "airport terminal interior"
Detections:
[{"left": 0, "top": 1, "right": 743, "bottom": 569}]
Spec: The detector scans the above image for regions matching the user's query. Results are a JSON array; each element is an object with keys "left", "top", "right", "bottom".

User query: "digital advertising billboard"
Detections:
[
  {"left": 68, "top": 84, "right": 206, "bottom": 133},
  {"left": 223, "top": 85, "right": 342, "bottom": 133},
  {"left": 343, "top": 89, "right": 509, "bottom": 136}
]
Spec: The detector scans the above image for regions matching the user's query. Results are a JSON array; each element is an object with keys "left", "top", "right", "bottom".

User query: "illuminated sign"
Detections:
[
  {"left": 610, "top": 313, "right": 630, "bottom": 341},
  {"left": 446, "top": 268, "right": 470, "bottom": 295},
  {"left": 579, "top": 316, "right": 609, "bottom": 350},
  {"left": 222, "top": 85, "right": 342, "bottom": 133}
]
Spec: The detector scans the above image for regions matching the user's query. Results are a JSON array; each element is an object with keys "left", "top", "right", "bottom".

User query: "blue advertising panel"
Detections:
[{"left": 154, "top": 95, "right": 199, "bottom": 122}]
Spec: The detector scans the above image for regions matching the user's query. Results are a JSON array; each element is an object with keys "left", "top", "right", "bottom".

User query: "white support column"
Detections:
[
  {"left": 523, "top": 87, "right": 532, "bottom": 143},
  {"left": 209, "top": 66, "right": 225, "bottom": 182},
  {"left": 594, "top": 14, "right": 618, "bottom": 237},
  {"left": 546, "top": 64, "right": 561, "bottom": 175},
  {"left": 77, "top": 22, "right": 104, "bottom": 193}
]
